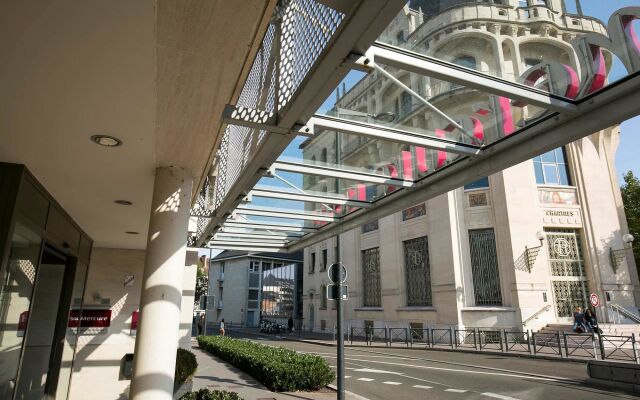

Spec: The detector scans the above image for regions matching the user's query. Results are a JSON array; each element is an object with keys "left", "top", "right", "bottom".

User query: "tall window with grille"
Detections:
[
  {"left": 468, "top": 229, "right": 503, "bottom": 305},
  {"left": 403, "top": 236, "right": 432, "bottom": 306},
  {"left": 362, "top": 247, "right": 381, "bottom": 307}
]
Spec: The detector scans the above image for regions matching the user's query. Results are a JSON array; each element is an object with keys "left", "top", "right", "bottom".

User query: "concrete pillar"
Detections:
[{"left": 130, "top": 167, "right": 193, "bottom": 400}]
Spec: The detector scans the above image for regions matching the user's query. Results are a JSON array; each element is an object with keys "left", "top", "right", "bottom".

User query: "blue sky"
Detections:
[{"left": 618, "top": 117, "right": 640, "bottom": 179}]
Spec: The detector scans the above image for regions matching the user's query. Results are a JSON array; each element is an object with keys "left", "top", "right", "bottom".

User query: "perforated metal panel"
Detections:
[
  {"left": 403, "top": 236, "right": 432, "bottom": 306},
  {"left": 362, "top": 247, "right": 381, "bottom": 307},
  {"left": 195, "top": 0, "right": 346, "bottom": 238}
]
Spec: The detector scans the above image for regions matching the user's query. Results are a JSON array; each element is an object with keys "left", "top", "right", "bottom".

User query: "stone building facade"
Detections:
[{"left": 301, "top": 0, "right": 640, "bottom": 333}]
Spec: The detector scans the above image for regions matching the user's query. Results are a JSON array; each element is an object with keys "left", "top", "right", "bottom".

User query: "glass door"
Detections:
[{"left": 13, "top": 244, "right": 76, "bottom": 400}]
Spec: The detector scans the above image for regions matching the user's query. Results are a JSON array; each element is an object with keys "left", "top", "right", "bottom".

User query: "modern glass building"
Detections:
[{"left": 207, "top": 251, "right": 303, "bottom": 328}]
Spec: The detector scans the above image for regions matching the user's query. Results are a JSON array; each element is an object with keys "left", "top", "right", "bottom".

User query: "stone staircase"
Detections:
[{"left": 537, "top": 323, "right": 640, "bottom": 337}]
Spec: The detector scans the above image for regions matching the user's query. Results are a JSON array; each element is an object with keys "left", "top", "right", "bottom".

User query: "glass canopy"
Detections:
[{"left": 193, "top": 0, "right": 640, "bottom": 252}]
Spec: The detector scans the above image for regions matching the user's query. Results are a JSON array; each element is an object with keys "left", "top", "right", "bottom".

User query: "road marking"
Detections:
[
  {"left": 482, "top": 393, "right": 520, "bottom": 400},
  {"left": 345, "top": 376, "right": 351, "bottom": 379},
  {"left": 445, "top": 389, "right": 467, "bottom": 393},
  {"left": 346, "top": 348, "right": 578, "bottom": 383},
  {"left": 320, "top": 355, "right": 568, "bottom": 383},
  {"left": 358, "top": 378, "right": 374, "bottom": 382},
  {"left": 354, "top": 368, "right": 402, "bottom": 375},
  {"left": 383, "top": 381, "right": 402, "bottom": 385},
  {"left": 413, "top": 385, "right": 432, "bottom": 390}
]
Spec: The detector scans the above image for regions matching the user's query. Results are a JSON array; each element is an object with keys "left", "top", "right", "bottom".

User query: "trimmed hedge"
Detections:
[
  {"left": 179, "top": 389, "right": 243, "bottom": 400},
  {"left": 175, "top": 348, "right": 198, "bottom": 384},
  {"left": 197, "top": 336, "right": 334, "bottom": 392}
]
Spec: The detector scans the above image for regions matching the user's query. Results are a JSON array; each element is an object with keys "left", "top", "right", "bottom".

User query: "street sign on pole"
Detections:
[
  {"left": 589, "top": 292, "right": 600, "bottom": 307},
  {"left": 327, "top": 284, "right": 348, "bottom": 300},
  {"left": 328, "top": 262, "right": 347, "bottom": 283}
]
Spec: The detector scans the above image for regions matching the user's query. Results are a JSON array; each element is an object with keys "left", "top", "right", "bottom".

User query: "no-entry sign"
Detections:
[{"left": 589, "top": 293, "right": 600, "bottom": 307}]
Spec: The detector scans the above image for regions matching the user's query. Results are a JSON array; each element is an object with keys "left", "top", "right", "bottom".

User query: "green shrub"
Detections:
[
  {"left": 175, "top": 348, "right": 198, "bottom": 384},
  {"left": 197, "top": 336, "right": 335, "bottom": 392},
  {"left": 179, "top": 389, "right": 243, "bottom": 400}
]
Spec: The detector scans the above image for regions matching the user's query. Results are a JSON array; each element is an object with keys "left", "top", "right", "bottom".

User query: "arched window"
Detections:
[{"left": 452, "top": 55, "right": 477, "bottom": 70}]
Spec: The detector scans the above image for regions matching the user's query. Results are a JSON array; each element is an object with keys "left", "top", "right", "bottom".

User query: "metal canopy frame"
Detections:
[
  {"left": 271, "top": 160, "right": 413, "bottom": 187},
  {"left": 222, "top": 221, "right": 316, "bottom": 233},
  {"left": 250, "top": 188, "right": 372, "bottom": 208},
  {"left": 299, "top": 115, "right": 481, "bottom": 155},
  {"left": 194, "top": 0, "right": 640, "bottom": 255},
  {"left": 360, "top": 43, "right": 579, "bottom": 114},
  {"left": 234, "top": 206, "right": 337, "bottom": 222}
]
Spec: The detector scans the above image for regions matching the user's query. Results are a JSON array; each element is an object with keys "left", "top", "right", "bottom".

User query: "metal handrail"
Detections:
[
  {"left": 522, "top": 304, "right": 551, "bottom": 327},
  {"left": 609, "top": 303, "right": 640, "bottom": 324}
]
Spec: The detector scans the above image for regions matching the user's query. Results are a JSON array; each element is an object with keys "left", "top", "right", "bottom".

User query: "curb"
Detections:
[{"left": 326, "top": 384, "right": 372, "bottom": 400}]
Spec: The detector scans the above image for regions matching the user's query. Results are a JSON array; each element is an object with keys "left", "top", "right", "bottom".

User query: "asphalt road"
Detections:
[{"left": 244, "top": 336, "right": 638, "bottom": 400}]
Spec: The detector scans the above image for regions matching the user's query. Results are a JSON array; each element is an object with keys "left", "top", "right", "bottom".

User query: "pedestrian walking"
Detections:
[
  {"left": 197, "top": 313, "right": 205, "bottom": 336},
  {"left": 219, "top": 318, "right": 226, "bottom": 336}
]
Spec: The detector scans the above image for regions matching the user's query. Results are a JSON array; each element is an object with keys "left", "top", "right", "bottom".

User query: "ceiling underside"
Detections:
[
  {"left": 192, "top": 1, "right": 640, "bottom": 252},
  {"left": 0, "top": 0, "right": 274, "bottom": 249}
]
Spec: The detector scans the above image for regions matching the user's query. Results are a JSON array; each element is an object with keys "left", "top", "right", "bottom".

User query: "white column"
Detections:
[{"left": 130, "top": 167, "right": 193, "bottom": 400}]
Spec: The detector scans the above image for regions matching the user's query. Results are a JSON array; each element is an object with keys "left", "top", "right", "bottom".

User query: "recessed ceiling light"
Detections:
[
  {"left": 90, "top": 134, "right": 122, "bottom": 147},
  {"left": 114, "top": 200, "right": 133, "bottom": 206},
  {"left": 125, "top": 231, "right": 139, "bottom": 235}
]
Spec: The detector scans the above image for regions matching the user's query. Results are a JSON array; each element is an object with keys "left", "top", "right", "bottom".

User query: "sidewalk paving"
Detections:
[{"left": 178, "top": 340, "right": 362, "bottom": 400}]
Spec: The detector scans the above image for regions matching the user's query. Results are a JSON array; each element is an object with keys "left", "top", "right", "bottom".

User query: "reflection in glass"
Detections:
[
  {"left": 261, "top": 261, "right": 298, "bottom": 319},
  {"left": 376, "top": 1, "right": 639, "bottom": 100},
  {"left": 0, "top": 224, "right": 40, "bottom": 399}
]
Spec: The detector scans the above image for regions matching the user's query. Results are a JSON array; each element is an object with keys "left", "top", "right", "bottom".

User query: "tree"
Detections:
[
  {"left": 194, "top": 257, "right": 209, "bottom": 308},
  {"left": 621, "top": 171, "right": 640, "bottom": 271}
]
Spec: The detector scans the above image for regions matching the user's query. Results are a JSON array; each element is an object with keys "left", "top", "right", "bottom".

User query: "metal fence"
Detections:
[
  {"left": 454, "top": 328, "right": 477, "bottom": 349},
  {"left": 225, "top": 324, "right": 640, "bottom": 364}
]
